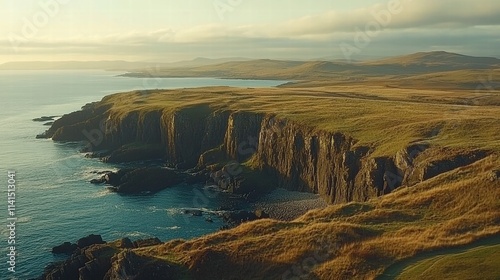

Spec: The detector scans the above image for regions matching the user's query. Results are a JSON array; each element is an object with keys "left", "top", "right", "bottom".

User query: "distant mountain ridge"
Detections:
[
  {"left": 0, "top": 57, "right": 251, "bottom": 70},
  {"left": 363, "top": 51, "right": 500, "bottom": 67},
  {"left": 118, "top": 51, "right": 500, "bottom": 88},
  {"left": 3, "top": 52, "right": 499, "bottom": 90}
]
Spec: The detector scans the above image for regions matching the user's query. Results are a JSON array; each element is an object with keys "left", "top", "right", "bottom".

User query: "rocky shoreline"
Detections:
[
  {"left": 39, "top": 188, "right": 324, "bottom": 280},
  {"left": 39, "top": 235, "right": 169, "bottom": 280}
]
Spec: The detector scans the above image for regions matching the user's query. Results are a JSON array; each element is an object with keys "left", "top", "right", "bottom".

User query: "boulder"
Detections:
[
  {"left": 489, "top": 170, "right": 500, "bottom": 182},
  {"left": 77, "top": 234, "right": 105, "bottom": 248},
  {"left": 133, "top": 237, "right": 162, "bottom": 248},
  {"left": 222, "top": 210, "right": 270, "bottom": 226},
  {"left": 254, "top": 209, "right": 270, "bottom": 219},
  {"left": 111, "top": 237, "right": 135, "bottom": 249},
  {"left": 105, "top": 250, "right": 179, "bottom": 280},
  {"left": 184, "top": 209, "right": 203, "bottom": 216},
  {"left": 52, "top": 242, "right": 78, "bottom": 254},
  {"left": 103, "top": 144, "right": 166, "bottom": 163},
  {"left": 33, "top": 116, "right": 57, "bottom": 122},
  {"left": 103, "top": 168, "right": 184, "bottom": 194}
]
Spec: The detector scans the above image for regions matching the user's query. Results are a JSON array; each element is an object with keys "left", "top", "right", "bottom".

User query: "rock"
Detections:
[
  {"left": 488, "top": 170, "right": 500, "bottom": 182},
  {"left": 105, "top": 250, "right": 178, "bottom": 280},
  {"left": 223, "top": 211, "right": 258, "bottom": 225},
  {"left": 222, "top": 209, "right": 270, "bottom": 226},
  {"left": 33, "top": 116, "right": 57, "bottom": 122},
  {"left": 185, "top": 171, "right": 209, "bottom": 184},
  {"left": 52, "top": 242, "right": 78, "bottom": 254},
  {"left": 254, "top": 209, "right": 270, "bottom": 219},
  {"left": 103, "top": 143, "right": 166, "bottom": 163},
  {"left": 41, "top": 236, "right": 172, "bottom": 280},
  {"left": 43, "top": 121, "right": 54, "bottom": 126},
  {"left": 111, "top": 237, "right": 134, "bottom": 249},
  {"left": 36, "top": 132, "right": 49, "bottom": 139},
  {"left": 421, "top": 150, "right": 488, "bottom": 181},
  {"left": 90, "top": 178, "right": 106, "bottom": 184},
  {"left": 104, "top": 168, "right": 184, "bottom": 194},
  {"left": 133, "top": 237, "right": 162, "bottom": 248},
  {"left": 43, "top": 243, "right": 118, "bottom": 280},
  {"left": 77, "top": 234, "right": 105, "bottom": 248},
  {"left": 84, "top": 150, "right": 110, "bottom": 158},
  {"left": 184, "top": 209, "right": 203, "bottom": 216}
]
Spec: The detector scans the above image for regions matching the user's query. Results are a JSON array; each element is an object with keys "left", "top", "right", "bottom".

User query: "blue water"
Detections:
[{"left": 0, "top": 70, "right": 286, "bottom": 279}]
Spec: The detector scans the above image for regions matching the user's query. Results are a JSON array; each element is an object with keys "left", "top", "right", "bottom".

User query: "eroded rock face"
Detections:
[
  {"left": 42, "top": 236, "right": 177, "bottom": 280},
  {"left": 105, "top": 250, "right": 178, "bottom": 280},
  {"left": 44, "top": 243, "right": 116, "bottom": 280},
  {"left": 51, "top": 235, "right": 105, "bottom": 256},
  {"left": 43, "top": 102, "right": 491, "bottom": 204},
  {"left": 94, "top": 168, "right": 184, "bottom": 194}
]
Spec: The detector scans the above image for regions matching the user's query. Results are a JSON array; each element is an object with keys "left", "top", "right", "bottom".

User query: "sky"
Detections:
[{"left": 1, "top": 0, "right": 500, "bottom": 63}]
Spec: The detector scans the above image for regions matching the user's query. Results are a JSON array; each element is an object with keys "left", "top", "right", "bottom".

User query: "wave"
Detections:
[
  {"left": 155, "top": 226, "right": 181, "bottom": 231},
  {"left": 86, "top": 189, "right": 113, "bottom": 198}
]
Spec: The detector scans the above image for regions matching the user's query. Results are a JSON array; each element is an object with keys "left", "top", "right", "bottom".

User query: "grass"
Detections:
[
  {"left": 395, "top": 243, "right": 500, "bottom": 280},
  {"left": 128, "top": 154, "right": 500, "bottom": 279},
  {"left": 97, "top": 84, "right": 500, "bottom": 157},
  {"left": 83, "top": 56, "right": 500, "bottom": 278}
]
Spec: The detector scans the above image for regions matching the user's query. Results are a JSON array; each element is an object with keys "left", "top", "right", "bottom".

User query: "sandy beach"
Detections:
[{"left": 252, "top": 188, "right": 329, "bottom": 221}]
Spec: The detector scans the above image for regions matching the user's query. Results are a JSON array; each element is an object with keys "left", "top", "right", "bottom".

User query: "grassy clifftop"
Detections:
[
  {"left": 101, "top": 84, "right": 500, "bottom": 157},
  {"left": 42, "top": 57, "right": 500, "bottom": 278}
]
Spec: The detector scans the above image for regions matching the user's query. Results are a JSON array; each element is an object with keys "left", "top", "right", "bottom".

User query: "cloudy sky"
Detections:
[{"left": 1, "top": 0, "right": 499, "bottom": 63}]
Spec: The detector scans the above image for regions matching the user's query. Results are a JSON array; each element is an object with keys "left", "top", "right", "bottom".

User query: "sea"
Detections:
[{"left": 0, "top": 70, "right": 286, "bottom": 279}]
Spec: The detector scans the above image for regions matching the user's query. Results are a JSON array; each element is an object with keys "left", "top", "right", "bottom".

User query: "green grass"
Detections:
[
  {"left": 396, "top": 243, "right": 500, "bottom": 280},
  {"left": 98, "top": 85, "right": 500, "bottom": 157}
]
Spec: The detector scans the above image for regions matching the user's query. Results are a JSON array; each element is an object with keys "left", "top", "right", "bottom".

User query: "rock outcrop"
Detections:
[
  {"left": 42, "top": 236, "right": 181, "bottom": 280},
  {"left": 52, "top": 234, "right": 105, "bottom": 255},
  {"left": 40, "top": 99, "right": 490, "bottom": 203},
  {"left": 92, "top": 168, "right": 184, "bottom": 194}
]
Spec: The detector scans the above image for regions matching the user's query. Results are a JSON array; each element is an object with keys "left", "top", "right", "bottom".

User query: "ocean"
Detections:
[{"left": 0, "top": 70, "right": 285, "bottom": 279}]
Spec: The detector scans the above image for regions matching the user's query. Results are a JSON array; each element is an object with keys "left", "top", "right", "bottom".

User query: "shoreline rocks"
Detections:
[
  {"left": 42, "top": 235, "right": 179, "bottom": 280},
  {"left": 52, "top": 234, "right": 105, "bottom": 255},
  {"left": 33, "top": 116, "right": 58, "bottom": 122},
  {"left": 91, "top": 167, "right": 185, "bottom": 194}
]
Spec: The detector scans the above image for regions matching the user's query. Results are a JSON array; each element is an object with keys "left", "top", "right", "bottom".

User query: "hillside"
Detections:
[
  {"left": 149, "top": 154, "right": 499, "bottom": 279},
  {"left": 363, "top": 51, "right": 500, "bottom": 68},
  {"left": 121, "top": 52, "right": 500, "bottom": 88},
  {"left": 37, "top": 52, "right": 500, "bottom": 279},
  {"left": 42, "top": 148, "right": 500, "bottom": 279}
]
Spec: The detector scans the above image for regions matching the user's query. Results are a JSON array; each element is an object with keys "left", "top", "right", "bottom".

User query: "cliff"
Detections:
[
  {"left": 41, "top": 154, "right": 500, "bottom": 280},
  {"left": 37, "top": 86, "right": 500, "bottom": 279},
  {"left": 39, "top": 88, "right": 492, "bottom": 204}
]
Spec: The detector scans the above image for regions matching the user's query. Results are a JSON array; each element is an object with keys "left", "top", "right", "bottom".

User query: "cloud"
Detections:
[{"left": 1, "top": 0, "right": 499, "bottom": 61}]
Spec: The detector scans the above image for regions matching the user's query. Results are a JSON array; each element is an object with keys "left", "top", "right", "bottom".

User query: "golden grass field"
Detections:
[
  {"left": 96, "top": 52, "right": 500, "bottom": 279},
  {"left": 134, "top": 154, "right": 499, "bottom": 279},
  {"left": 102, "top": 83, "right": 500, "bottom": 157}
]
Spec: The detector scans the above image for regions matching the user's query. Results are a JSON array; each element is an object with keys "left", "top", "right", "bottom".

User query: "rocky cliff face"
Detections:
[{"left": 41, "top": 101, "right": 489, "bottom": 204}]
